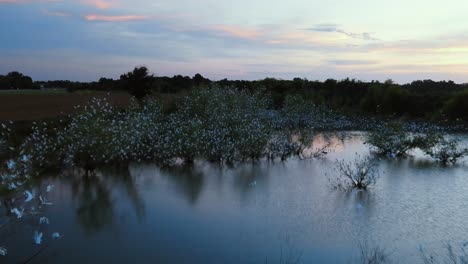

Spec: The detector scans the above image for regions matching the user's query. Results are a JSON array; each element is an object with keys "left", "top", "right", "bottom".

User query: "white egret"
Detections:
[
  {"left": 33, "top": 231, "right": 43, "bottom": 245},
  {"left": 10, "top": 208, "right": 24, "bottom": 218}
]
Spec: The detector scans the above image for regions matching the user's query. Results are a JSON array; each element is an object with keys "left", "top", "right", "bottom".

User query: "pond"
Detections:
[{"left": 2, "top": 132, "right": 468, "bottom": 263}]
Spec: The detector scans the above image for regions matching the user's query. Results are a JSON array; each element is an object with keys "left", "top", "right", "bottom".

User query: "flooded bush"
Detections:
[
  {"left": 9, "top": 87, "right": 458, "bottom": 174},
  {"left": 366, "top": 122, "right": 435, "bottom": 157},
  {"left": 332, "top": 155, "right": 379, "bottom": 190},
  {"left": 423, "top": 136, "right": 468, "bottom": 165},
  {"left": 355, "top": 243, "right": 390, "bottom": 264},
  {"left": 175, "top": 87, "right": 273, "bottom": 163},
  {"left": 420, "top": 243, "right": 468, "bottom": 264},
  {"left": 266, "top": 132, "right": 297, "bottom": 161},
  {"left": 281, "top": 94, "right": 316, "bottom": 129}
]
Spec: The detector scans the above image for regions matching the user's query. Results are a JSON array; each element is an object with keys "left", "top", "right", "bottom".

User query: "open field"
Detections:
[{"left": 0, "top": 91, "right": 131, "bottom": 121}]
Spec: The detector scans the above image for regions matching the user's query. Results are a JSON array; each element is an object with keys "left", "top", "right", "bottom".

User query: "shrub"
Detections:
[
  {"left": 356, "top": 243, "right": 390, "bottom": 264},
  {"left": 423, "top": 136, "right": 468, "bottom": 165},
  {"left": 332, "top": 155, "right": 379, "bottom": 190},
  {"left": 420, "top": 243, "right": 468, "bottom": 264},
  {"left": 365, "top": 122, "right": 435, "bottom": 157},
  {"left": 265, "top": 132, "right": 296, "bottom": 161},
  {"left": 176, "top": 87, "right": 273, "bottom": 163}
]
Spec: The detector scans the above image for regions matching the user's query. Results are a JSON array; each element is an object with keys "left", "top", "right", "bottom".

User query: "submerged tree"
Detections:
[
  {"left": 365, "top": 122, "right": 436, "bottom": 157},
  {"left": 355, "top": 243, "right": 390, "bottom": 264},
  {"left": 332, "top": 155, "right": 379, "bottom": 190},
  {"left": 423, "top": 136, "right": 468, "bottom": 165}
]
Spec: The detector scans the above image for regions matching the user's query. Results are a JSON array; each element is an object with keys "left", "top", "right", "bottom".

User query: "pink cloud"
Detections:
[
  {"left": 84, "top": 14, "right": 148, "bottom": 22},
  {"left": 81, "top": 0, "right": 114, "bottom": 9},
  {"left": 210, "top": 25, "right": 263, "bottom": 40}
]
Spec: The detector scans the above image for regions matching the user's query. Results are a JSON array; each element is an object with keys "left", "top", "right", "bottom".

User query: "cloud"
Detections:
[
  {"left": 307, "top": 24, "right": 379, "bottom": 41},
  {"left": 209, "top": 25, "right": 263, "bottom": 40},
  {"left": 80, "top": 0, "right": 113, "bottom": 9},
  {"left": 84, "top": 14, "right": 149, "bottom": 22},
  {"left": 171, "top": 24, "right": 265, "bottom": 42},
  {"left": 41, "top": 8, "right": 69, "bottom": 17}
]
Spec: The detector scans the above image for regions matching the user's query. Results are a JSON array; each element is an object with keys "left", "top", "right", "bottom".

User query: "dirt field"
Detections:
[{"left": 0, "top": 91, "right": 131, "bottom": 121}]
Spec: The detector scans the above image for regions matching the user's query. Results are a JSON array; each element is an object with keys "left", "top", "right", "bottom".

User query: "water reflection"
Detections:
[
  {"left": 62, "top": 166, "right": 146, "bottom": 235},
  {"left": 160, "top": 165, "right": 205, "bottom": 206}
]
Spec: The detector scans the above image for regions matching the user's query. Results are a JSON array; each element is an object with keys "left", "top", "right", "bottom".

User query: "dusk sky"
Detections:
[{"left": 1, "top": 0, "right": 468, "bottom": 83}]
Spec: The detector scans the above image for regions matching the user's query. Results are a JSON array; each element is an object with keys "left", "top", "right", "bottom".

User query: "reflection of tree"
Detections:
[
  {"left": 232, "top": 163, "right": 270, "bottom": 201},
  {"left": 163, "top": 165, "right": 205, "bottom": 206},
  {"left": 104, "top": 167, "right": 145, "bottom": 221},
  {"left": 72, "top": 174, "right": 114, "bottom": 235},
  {"left": 64, "top": 166, "right": 145, "bottom": 235}
]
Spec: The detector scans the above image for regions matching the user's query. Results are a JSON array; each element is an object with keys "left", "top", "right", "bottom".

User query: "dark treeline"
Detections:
[
  {"left": 0, "top": 71, "right": 33, "bottom": 90},
  {"left": 1, "top": 68, "right": 468, "bottom": 120},
  {"left": 220, "top": 78, "right": 468, "bottom": 120}
]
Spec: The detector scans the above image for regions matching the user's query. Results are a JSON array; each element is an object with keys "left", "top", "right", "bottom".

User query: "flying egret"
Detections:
[
  {"left": 10, "top": 208, "right": 24, "bottom": 219},
  {"left": 39, "top": 217, "right": 49, "bottom": 225}
]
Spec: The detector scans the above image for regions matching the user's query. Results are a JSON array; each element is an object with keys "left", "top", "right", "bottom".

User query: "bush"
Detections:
[
  {"left": 176, "top": 87, "right": 273, "bottom": 163},
  {"left": 420, "top": 243, "right": 468, "bottom": 264},
  {"left": 356, "top": 243, "right": 390, "bottom": 264},
  {"left": 5, "top": 87, "right": 380, "bottom": 173},
  {"left": 365, "top": 122, "right": 436, "bottom": 157},
  {"left": 423, "top": 136, "right": 468, "bottom": 165},
  {"left": 332, "top": 155, "right": 379, "bottom": 190}
]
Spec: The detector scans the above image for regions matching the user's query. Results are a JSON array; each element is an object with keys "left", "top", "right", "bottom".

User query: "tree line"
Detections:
[{"left": 1, "top": 67, "right": 468, "bottom": 120}]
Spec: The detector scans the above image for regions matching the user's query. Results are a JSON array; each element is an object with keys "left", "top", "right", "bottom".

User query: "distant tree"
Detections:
[
  {"left": 0, "top": 75, "right": 7, "bottom": 90},
  {"left": 442, "top": 89, "right": 468, "bottom": 120},
  {"left": 120, "top": 67, "right": 154, "bottom": 100},
  {"left": 98, "top": 77, "right": 117, "bottom": 91},
  {"left": 0, "top": 71, "right": 33, "bottom": 89},
  {"left": 192, "top": 73, "right": 210, "bottom": 87}
]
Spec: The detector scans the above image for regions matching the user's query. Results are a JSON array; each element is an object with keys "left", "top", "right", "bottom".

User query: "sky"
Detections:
[{"left": 1, "top": 0, "right": 468, "bottom": 83}]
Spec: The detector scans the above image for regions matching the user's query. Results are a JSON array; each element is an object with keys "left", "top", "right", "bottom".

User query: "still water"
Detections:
[{"left": 2, "top": 132, "right": 468, "bottom": 263}]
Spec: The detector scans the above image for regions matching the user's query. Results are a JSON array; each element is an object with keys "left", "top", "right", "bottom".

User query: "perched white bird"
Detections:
[
  {"left": 8, "top": 183, "right": 17, "bottom": 190},
  {"left": 33, "top": 231, "right": 43, "bottom": 245},
  {"left": 6, "top": 160, "right": 15, "bottom": 170},
  {"left": 39, "top": 217, "right": 49, "bottom": 225},
  {"left": 24, "top": 191, "right": 34, "bottom": 203},
  {"left": 10, "top": 208, "right": 24, "bottom": 219},
  {"left": 46, "top": 185, "right": 54, "bottom": 193},
  {"left": 0, "top": 247, "right": 7, "bottom": 256}
]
